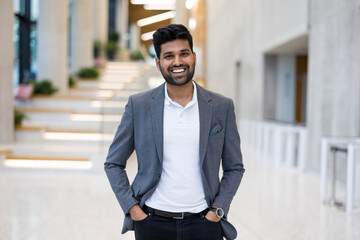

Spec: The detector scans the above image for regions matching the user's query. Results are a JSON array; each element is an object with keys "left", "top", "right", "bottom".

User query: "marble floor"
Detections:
[{"left": 1, "top": 149, "right": 360, "bottom": 240}]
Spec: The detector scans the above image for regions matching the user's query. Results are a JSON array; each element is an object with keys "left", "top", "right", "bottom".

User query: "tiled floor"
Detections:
[{"left": 1, "top": 149, "right": 360, "bottom": 240}]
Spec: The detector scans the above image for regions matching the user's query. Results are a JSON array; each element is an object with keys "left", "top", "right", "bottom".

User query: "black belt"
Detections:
[{"left": 143, "top": 205, "right": 208, "bottom": 220}]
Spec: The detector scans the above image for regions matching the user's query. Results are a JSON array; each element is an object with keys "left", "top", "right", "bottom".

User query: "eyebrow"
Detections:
[{"left": 162, "top": 49, "right": 191, "bottom": 56}]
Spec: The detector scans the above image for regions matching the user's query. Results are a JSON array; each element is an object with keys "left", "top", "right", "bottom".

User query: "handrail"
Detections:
[
  {"left": 240, "top": 119, "right": 307, "bottom": 170},
  {"left": 320, "top": 137, "right": 360, "bottom": 214}
]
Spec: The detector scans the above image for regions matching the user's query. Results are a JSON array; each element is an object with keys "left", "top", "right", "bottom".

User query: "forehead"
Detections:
[{"left": 160, "top": 39, "right": 191, "bottom": 55}]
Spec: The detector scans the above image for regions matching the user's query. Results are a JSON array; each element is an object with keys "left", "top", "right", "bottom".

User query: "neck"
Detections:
[{"left": 166, "top": 81, "right": 194, "bottom": 107}]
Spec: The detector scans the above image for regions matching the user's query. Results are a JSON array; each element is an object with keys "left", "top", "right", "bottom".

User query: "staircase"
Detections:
[{"left": 3, "top": 62, "right": 153, "bottom": 169}]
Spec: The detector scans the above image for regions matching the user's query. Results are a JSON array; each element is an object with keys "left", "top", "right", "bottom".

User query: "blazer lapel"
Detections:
[
  {"left": 197, "top": 84, "right": 213, "bottom": 165},
  {"left": 151, "top": 84, "right": 165, "bottom": 164}
]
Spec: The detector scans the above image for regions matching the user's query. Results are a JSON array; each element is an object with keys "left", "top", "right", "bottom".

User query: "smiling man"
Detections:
[{"left": 105, "top": 24, "right": 245, "bottom": 240}]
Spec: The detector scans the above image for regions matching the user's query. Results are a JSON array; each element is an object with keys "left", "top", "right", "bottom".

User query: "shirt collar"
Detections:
[{"left": 164, "top": 81, "right": 197, "bottom": 108}]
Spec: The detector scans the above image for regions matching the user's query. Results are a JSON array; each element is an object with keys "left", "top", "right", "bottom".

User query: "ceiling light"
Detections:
[
  {"left": 185, "top": 0, "right": 195, "bottom": 9},
  {"left": 144, "top": 4, "right": 175, "bottom": 10},
  {"left": 131, "top": 0, "right": 175, "bottom": 5},
  {"left": 137, "top": 11, "right": 176, "bottom": 27},
  {"left": 141, "top": 31, "right": 156, "bottom": 41},
  {"left": 189, "top": 18, "right": 196, "bottom": 30}
]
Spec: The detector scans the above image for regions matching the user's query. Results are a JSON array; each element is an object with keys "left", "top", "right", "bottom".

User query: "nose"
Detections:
[{"left": 174, "top": 54, "right": 181, "bottom": 65}]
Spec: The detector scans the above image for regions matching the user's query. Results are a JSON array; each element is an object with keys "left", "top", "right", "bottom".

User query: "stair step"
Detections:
[
  {"left": 33, "top": 94, "right": 92, "bottom": 100},
  {"left": 4, "top": 155, "right": 91, "bottom": 170},
  {"left": 0, "top": 149, "right": 11, "bottom": 160},
  {"left": 6, "top": 154, "right": 89, "bottom": 161},
  {"left": 15, "top": 125, "right": 44, "bottom": 131},
  {"left": 76, "top": 80, "right": 126, "bottom": 90},
  {"left": 5, "top": 141, "right": 108, "bottom": 156},
  {"left": 0, "top": 149, "right": 11, "bottom": 154},
  {"left": 16, "top": 107, "right": 72, "bottom": 113},
  {"left": 43, "top": 130, "right": 114, "bottom": 141},
  {"left": 16, "top": 98, "right": 102, "bottom": 114}
]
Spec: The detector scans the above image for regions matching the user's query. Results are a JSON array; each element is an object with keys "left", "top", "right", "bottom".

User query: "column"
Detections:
[
  {"left": 129, "top": 23, "right": 140, "bottom": 51},
  {"left": 92, "top": 0, "right": 108, "bottom": 45},
  {"left": 37, "top": 0, "right": 68, "bottom": 93},
  {"left": 71, "top": 0, "right": 93, "bottom": 74},
  {"left": 116, "top": 0, "right": 129, "bottom": 49},
  {"left": 173, "top": 0, "right": 188, "bottom": 27},
  {"left": 0, "top": 0, "right": 14, "bottom": 143}
]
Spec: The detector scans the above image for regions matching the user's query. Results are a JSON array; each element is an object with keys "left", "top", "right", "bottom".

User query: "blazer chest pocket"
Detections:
[{"left": 209, "top": 123, "right": 223, "bottom": 136}]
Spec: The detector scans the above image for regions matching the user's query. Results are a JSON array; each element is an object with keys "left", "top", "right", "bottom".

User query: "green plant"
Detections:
[
  {"left": 14, "top": 110, "right": 26, "bottom": 127},
  {"left": 33, "top": 80, "right": 58, "bottom": 95},
  {"left": 93, "top": 40, "right": 102, "bottom": 58},
  {"left": 77, "top": 67, "right": 99, "bottom": 79},
  {"left": 69, "top": 75, "right": 76, "bottom": 87},
  {"left": 93, "top": 40, "right": 102, "bottom": 51},
  {"left": 106, "top": 41, "right": 118, "bottom": 60},
  {"left": 108, "top": 32, "right": 120, "bottom": 42},
  {"left": 106, "top": 41, "right": 118, "bottom": 53},
  {"left": 130, "top": 50, "right": 144, "bottom": 61}
]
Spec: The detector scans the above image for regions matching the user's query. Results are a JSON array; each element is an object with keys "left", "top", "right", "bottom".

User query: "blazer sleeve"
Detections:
[
  {"left": 213, "top": 100, "right": 245, "bottom": 216},
  {"left": 104, "top": 96, "right": 139, "bottom": 214}
]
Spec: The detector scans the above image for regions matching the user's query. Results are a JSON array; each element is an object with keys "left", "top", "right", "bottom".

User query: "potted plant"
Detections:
[
  {"left": 14, "top": 110, "right": 26, "bottom": 127},
  {"left": 33, "top": 80, "right": 58, "bottom": 95},
  {"left": 108, "top": 32, "right": 120, "bottom": 42},
  {"left": 93, "top": 40, "right": 102, "bottom": 58},
  {"left": 77, "top": 67, "right": 100, "bottom": 79},
  {"left": 69, "top": 75, "right": 76, "bottom": 87},
  {"left": 130, "top": 49, "right": 145, "bottom": 61},
  {"left": 106, "top": 41, "right": 118, "bottom": 60}
]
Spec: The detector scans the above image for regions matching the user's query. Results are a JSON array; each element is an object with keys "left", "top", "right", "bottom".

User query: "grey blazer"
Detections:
[{"left": 105, "top": 82, "right": 245, "bottom": 240}]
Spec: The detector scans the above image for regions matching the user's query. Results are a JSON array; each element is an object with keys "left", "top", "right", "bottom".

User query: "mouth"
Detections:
[{"left": 171, "top": 68, "right": 186, "bottom": 74}]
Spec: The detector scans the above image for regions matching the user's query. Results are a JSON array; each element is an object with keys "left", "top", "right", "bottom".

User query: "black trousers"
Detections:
[{"left": 133, "top": 210, "right": 223, "bottom": 240}]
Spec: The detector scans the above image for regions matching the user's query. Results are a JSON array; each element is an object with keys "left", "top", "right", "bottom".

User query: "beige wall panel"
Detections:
[
  {"left": 37, "top": 0, "right": 68, "bottom": 93},
  {"left": 71, "top": 0, "right": 93, "bottom": 73},
  {"left": 93, "top": 0, "right": 109, "bottom": 44},
  {"left": 0, "top": 0, "right": 14, "bottom": 143}
]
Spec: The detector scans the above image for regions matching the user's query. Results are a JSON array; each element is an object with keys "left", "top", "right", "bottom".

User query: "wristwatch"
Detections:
[{"left": 211, "top": 207, "right": 224, "bottom": 219}]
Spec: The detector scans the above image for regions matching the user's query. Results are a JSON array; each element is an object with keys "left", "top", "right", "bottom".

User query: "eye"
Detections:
[
  {"left": 164, "top": 55, "right": 173, "bottom": 59},
  {"left": 181, "top": 52, "right": 189, "bottom": 57}
]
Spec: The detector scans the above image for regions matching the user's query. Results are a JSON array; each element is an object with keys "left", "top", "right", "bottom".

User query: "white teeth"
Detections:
[{"left": 172, "top": 69, "right": 185, "bottom": 73}]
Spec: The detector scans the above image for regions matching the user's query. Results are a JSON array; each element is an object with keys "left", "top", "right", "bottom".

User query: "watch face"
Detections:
[{"left": 216, "top": 208, "right": 224, "bottom": 218}]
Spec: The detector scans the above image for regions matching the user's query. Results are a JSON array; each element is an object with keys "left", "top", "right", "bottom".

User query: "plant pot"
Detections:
[{"left": 107, "top": 51, "right": 116, "bottom": 60}]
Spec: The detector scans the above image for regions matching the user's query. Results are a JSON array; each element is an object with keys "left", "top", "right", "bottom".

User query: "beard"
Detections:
[{"left": 159, "top": 63, "right": 195, "bottom": 86}]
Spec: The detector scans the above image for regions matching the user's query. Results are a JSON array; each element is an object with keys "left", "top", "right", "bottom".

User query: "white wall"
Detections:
[
  {"left": 307, "top": 0, "right": 360, "bottom": 170},
  {"left": 207, "top": 0, "right": 360, "bottom": 173},
  {"left": 206, "top": 0, "right": 308, "bottom": 120}
]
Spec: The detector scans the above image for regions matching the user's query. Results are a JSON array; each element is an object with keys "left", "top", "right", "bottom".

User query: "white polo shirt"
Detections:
[{"left": 145, "top": 82, "right": 208, "bottom": 213}]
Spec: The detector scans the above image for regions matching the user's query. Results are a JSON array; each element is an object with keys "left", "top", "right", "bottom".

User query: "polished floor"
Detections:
[{"left": 1, "top": 149, "right": 360, "bottom": 240}]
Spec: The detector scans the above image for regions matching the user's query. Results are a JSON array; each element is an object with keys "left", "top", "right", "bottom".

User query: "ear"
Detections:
[
  {"left": 193, "top": 52, "right": 197, "bottom": 66},
  {"left": 155, "top": 57, "right": 160, "bottom": 71}
]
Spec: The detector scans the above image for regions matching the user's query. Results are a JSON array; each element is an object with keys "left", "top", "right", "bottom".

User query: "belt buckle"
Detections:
[{"left": 173, "top": 212, "right": 184, "bottom": 220}]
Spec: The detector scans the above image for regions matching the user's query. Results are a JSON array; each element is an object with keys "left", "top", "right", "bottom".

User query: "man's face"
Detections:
[{"left": 156, "top": 39, "right": 196, "bottom": 86}]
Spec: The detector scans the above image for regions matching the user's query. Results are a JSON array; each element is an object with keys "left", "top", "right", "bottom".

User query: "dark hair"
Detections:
[{"left": 152, "top": 24, "right": 193, "bottom": 59}]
